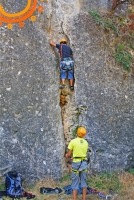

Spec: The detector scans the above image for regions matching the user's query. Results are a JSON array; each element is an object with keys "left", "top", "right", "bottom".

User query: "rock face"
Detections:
[{"left": 0, "top": 0, "right": 134, "bottom": 184}]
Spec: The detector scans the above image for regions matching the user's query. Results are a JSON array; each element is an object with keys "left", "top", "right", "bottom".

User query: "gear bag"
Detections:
[{"left": 5, "top": 171, "right": 24, "bottom": 198}]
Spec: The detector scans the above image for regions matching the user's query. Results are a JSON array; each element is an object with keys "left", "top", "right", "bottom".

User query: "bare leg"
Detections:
[
  {"left": 61, "top": 79, "right": 65, "bottom": 85},
  {"left": 82, "top": 188, "right": 87, "bottom": 200},
  {"left": 73, "top": 190, "right": 78, "bottom": 200},
  {"left": 69, "top": 79, "right": 73, "bottom": 87}
]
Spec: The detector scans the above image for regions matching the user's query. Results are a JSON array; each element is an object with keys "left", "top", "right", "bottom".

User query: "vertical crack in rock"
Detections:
[
  {"left": 60, "top": 87, "right": 76, "bottom": 172},
  {"left": 61, "top": 21, "right": 70, "bottom": 45},
  {"left": 48, "top": 13, "right": 52, "bottom": 34},
  {"left": 58, "top": 16, "right": 85, "bottom": 172},
  {"left": 58, "top": 21, "right": 78, "bottom": 171}
]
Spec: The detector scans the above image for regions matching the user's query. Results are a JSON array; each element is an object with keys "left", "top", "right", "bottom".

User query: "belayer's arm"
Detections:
[{"left": 65, "top": 149, "right": 72, "bottom": 158}]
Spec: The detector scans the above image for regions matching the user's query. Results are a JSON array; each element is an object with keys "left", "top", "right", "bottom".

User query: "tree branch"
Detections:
[{"left": 110, "top": 0, "right": 133, "bottom": 14}]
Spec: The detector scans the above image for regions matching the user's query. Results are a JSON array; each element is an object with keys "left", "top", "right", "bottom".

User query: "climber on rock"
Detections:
[{"left": 49, "top": 38, "right": 74, "bottom": 90}]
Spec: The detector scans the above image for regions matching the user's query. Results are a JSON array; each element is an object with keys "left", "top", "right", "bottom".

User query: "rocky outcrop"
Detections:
[{"left": 0, "top": 0, "right": 133, "bottom": 184}]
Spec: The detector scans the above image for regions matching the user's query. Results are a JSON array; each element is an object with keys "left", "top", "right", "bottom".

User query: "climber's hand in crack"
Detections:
[{"left": 49, "top": 39, "right": 56, "bottom": 47}]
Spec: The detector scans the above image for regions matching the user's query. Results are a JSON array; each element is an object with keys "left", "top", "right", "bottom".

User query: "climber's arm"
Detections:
[{"left": 49, "top": 39, "right": 56, "bottom": 47}]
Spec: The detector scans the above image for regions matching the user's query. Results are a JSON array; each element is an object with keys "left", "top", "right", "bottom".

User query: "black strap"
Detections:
[
  {"left": 74, "top": 157, "right": 87, "bottom": 171},
  {"left": 74, "top": 157, "right": 86, "bottom": 159},
  {"left": 77, "top": 160, "right": 82, "bottom": 171}
]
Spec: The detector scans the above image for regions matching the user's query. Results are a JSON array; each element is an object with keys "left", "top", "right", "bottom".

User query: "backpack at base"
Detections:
[{"left": 5, "top": 171, "right": 24, "bottom": 198}]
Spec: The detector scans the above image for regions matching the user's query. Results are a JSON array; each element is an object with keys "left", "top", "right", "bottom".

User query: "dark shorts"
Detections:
[{"left": 60, "top": 58, "right": 74, "bottom": 80}]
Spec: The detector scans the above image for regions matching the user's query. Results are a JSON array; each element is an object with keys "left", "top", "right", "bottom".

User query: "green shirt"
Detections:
[{"left": 68, "top": 137, "right": 88, "bottom": 162}]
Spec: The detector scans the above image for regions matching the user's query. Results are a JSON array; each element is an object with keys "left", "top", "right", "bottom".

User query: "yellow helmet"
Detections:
[
  {"left": 77, "top": 127, "right": 87, "bottom": 137},
  {"left": 60, "top": 38, "right": 67, "bottom": 43}
]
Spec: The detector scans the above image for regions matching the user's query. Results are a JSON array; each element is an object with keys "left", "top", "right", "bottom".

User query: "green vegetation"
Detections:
[
  {"left": 0, "top": 182, "right": 5, "bottom": 190},
  {"left": 87, "top": 171, "right": 121, "bottom": 192},
  {"left": 89, "top": 10, "right": 133, "bottom": 72},
  {"left": 115, "top": 44, "right": 132, "bottom": 72},
  {"left": 130, "top": 42, "right": 134, "bottom": 50},
  {"left": 72, "top": 126, "right": 79, "bottom": 138},
  {"left": 75, "top": 108, "right": 81, "bottom": 120},
  {"left": 88, "top": 11, "right": 104, "bottom": 25},
  {"left": 89, "top": 10, "right": 118, "bottom": 34},
  {"left": 60, "top": 174, "right": 71, "bottom": 183},
  {"left": 127, "top": 168, "right": 134, "bottom": 175},
  {"left": 72, "top": 108, "right": 82, "bottom": 138}
]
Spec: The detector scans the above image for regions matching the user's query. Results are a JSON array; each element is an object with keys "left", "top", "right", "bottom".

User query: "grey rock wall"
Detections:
[
  {"left": 70, "top": 13, "right": 134, "bottom": 173},
  {"left": 0, "top": 0, "right": 134, "bottom": 184}
]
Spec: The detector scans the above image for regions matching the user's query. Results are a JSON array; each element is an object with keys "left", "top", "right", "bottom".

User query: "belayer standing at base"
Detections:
[
  {"left": 49, "top": 38, "right": 74, "bottom": 90},
  {"left": 66, "top": 127, "right": 89, "bottom": 200}
]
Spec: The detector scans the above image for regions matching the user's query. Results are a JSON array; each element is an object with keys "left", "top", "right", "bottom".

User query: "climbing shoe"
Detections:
[
  {"left": 59, "top": 84, "right": 65, "bottom": 89},
  {"left": 70, "top": 86, "right": 74, "bottom": 90}
]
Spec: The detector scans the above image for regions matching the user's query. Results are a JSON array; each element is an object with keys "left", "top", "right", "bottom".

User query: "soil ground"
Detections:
[{"left": 1, "top": 172, "right": 134, "bottom": 200}]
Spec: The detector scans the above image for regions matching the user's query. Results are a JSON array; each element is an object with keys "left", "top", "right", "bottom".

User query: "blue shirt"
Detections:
[{"left": 56, "top": 44, "right": 73, "bottom": 59}]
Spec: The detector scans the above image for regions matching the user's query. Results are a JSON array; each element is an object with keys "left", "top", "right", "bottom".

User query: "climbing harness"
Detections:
[
  {"left": 60, "top": 45, "right": 74, "bottom": 71},
  {"left": 61, "top": 60, "right": 74, "bottom": 71},
  {"left": 72, "top": 158, "right": 88, "bottom": 174},
  {"left": 72, "top": 169, "right": 87, "bottom": 173}
]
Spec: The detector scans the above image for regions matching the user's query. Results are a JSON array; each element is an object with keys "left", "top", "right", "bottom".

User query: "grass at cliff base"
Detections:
[{"left": 0, "top": 171, "right": 134, "bottom": 200}]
